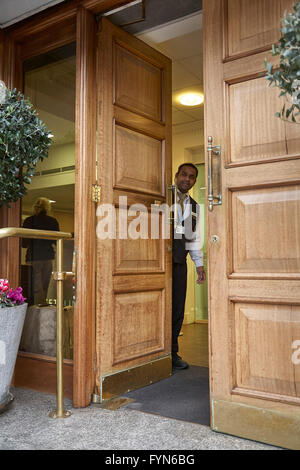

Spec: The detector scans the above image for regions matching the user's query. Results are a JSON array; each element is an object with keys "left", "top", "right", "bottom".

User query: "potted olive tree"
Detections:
[
  {"left": 0, "top": 80, "right": 52, "bottom": 411},
  {"left": 266, "top": 1, "right": 300, "bottom": 123},
  {"left": 0, "top": 80, "right": 53, "bottom": 207}
]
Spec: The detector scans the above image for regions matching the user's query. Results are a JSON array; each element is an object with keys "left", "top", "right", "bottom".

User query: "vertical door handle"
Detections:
[
  {"left": 207, "top": 136, "right": 222, "bottom": 212},
  {"left": 166, "top": 184, "right": 178, "bottom": 226},
  {"left": 72, "top": 250, "right": 77, "bottom": 303}
]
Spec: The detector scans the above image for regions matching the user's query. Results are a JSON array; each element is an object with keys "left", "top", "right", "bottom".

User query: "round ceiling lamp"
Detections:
[{"left": 178, "top": 92, "right": 204, "bottom": 106}]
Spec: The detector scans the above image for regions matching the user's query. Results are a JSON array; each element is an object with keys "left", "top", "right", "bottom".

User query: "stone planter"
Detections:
[{"left": 0, "top": 303, "right": 27, "bottom": 410}]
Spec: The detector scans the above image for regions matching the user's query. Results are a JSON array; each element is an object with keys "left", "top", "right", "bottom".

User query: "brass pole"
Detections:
[
  {"left": 49, "top": 238, "right": 71, "bottom": 419},
  {"left": 0, "top": 227, "right": 72, "bottom": 418}
]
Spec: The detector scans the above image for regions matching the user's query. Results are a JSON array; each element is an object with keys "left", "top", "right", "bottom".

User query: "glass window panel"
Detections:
[{"left": 19, "top": 44, "right": 76, "bottom": 360}]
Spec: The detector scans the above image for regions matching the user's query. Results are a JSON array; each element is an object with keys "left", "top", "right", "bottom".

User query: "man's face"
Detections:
[{"left": 175, "top": 165, "right": 197, "bottom": 193}]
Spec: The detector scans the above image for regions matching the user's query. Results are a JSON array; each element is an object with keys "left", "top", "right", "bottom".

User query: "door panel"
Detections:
[
  {"left": 95, "top": 18, "right": 172, "bottom": 400},
  {"left": 226, "top": 0, "right": 282, "bottom": 58},
  {"left": 114, "top": 42, "right": 162, "bottom": 121},
  {"left": 114, "top": 125, "right": 163, "bottom": 196},
  {"left": 233, "top": 301, "right": 300, "bottom": 400},
  {"left": 114, "top": 211, "right": 164, "bottom": 274},
  {"left": 231, "top": 185, "right": 300, "bottom": 275},
  {"left": 225, "top": 0, "right": 295, "bottom": 59},
  {"left": 204, "top": 0, "right": 300, "bottom": 449},
  {"left": 228, "top": 78, "right": 287, "bottom": 163}
]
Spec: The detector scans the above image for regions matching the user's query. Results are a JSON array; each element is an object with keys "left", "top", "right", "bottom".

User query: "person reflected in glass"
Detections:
[{"left": 22, "top": 197, "right": 59, "bottom": 305}]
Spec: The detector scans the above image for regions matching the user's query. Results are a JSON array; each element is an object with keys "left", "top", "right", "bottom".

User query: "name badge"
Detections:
[{"left": 175, "top": 225, "right": 185, "bottom": 235}]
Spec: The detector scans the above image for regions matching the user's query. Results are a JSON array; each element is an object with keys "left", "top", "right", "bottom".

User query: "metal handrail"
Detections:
[{"left": 0, "top": 227, "right": 73, "bottom": 419}]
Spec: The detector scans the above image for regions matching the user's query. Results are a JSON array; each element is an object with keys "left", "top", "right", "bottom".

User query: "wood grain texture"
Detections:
[
  {"left": 20, "top": 18, "right": 76, "bottom": 61},
  {"left": 231, "top": 185, "right": 300, "bottom": 275},
  {"left": 204, "top": 0, "right": 300, "bottom": 447},
  {"left": 14, "top": 353, "right": 73, "bottom": 399},
  {"left": 226, "top": 0, "right": 282, "bottom": 59},
  {"left": 114, "top": 125, "right": 163, "bottom": 196},
  {"left": 229, "top": 78, "right": 286, "bottom": 163},
  {"left": 224, "top": 0, "right": 295, "bottom": 60},
  {"left": 96, "top": 17, "right": 172, "bottom": 397},
  {"left": 233, "top": 301, "right": 300, "bottom": 402},
  {"left": 0, "top": 34, "right": 21, "bottom": 286},
  {"left": 114, "top": 42, "right": 162, "bottom": 121},
  {"left": 114, "top": 209, "right": 165, "bottom": 274},
  {"left": 82, "top": 0, "right": 133, "bottom": 13},
  {"left": 73, "top": 7, "right": 97, "bottom": 408}
]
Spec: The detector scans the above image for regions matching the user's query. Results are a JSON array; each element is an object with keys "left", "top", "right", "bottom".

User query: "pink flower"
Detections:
[
  {"left": 7, "top": 287, "right": 26, "bottom": 305},
  {"left": 0, "top": 279, "right": 26, "bottom": 308},
  {"left": 0, "top": 279, "right": 10, "bottom": 293}
]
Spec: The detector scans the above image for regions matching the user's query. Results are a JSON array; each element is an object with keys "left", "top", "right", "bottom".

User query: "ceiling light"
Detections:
[{"left": 178, "top": 93, "right": 204, "bottom": 106}]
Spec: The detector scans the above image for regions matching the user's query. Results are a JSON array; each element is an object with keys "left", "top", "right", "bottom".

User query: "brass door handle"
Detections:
[
  {"left": 72, "top": 250, "right": 77, "bottom": 302},
  {"left": 207, "top": 136, "right": 222, "bottom": 212},
  {"left": 166, "top": 184, "right": 178, "bottom": 226}
]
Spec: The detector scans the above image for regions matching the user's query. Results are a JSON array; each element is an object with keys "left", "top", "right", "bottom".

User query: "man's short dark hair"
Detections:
[{"left": 177, "top": 163, "right": 198, "bottom": 178}]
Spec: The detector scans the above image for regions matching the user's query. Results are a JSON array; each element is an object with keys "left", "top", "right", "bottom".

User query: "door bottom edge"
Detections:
[
  {"left": 211, "top": 397, "right": 300, "bottom": 450},
  {"left": 94, "top": 355, "right": 172, "bottom": 403}
]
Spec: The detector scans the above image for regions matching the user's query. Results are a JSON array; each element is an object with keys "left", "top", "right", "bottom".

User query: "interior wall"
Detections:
[{"left": 24, "top": 143, "right": 75, "bottom": 191}]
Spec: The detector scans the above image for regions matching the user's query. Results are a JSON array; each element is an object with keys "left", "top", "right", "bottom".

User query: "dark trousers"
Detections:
[{"left": 172, "top": 262, "right": 187, "bottom": 355}]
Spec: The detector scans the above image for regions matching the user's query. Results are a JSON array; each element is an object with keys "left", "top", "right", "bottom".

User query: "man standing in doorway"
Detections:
[{"left": 172, "top": 163, "right": 206, "bottom": 370}]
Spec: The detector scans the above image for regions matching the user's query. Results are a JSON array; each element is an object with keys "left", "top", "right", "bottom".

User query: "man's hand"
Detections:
[{"left": 196, "top": 266, "right": 206, "bottom": 284}]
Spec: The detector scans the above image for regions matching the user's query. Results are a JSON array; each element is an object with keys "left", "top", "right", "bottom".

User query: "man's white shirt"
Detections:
[{"left": 176, "top": 190, "right": 203, "bottom": 268}]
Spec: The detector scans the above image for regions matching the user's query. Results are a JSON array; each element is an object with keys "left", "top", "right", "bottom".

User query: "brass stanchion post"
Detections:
[
  {"left": 0, "top": 227, "right": 72, "bottom": 418},
  {"left": 49, "top": 238, "right": 71, "bottom": 418}
]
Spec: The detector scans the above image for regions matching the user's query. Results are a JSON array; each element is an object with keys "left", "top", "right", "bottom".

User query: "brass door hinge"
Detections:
[{"left": 92, "top": 184, "right": 101, "bottom": 203}]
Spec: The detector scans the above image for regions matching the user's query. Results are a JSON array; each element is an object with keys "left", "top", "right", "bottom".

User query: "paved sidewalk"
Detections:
[{"left": 0, "top": 388, "right": 280, "bottom": 451}]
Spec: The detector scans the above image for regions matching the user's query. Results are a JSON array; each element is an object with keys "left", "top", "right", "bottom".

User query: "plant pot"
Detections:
[{"left": 0, "top": 303, "right": 28, "bottom": 409}]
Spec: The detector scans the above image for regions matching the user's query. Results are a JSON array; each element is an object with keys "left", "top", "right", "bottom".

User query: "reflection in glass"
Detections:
[
  {"left": 20, "top": 44, "right": 75, "bottom": 359},
  {"left": 22, "top": 197, "right": 60, "bottom": 305}
]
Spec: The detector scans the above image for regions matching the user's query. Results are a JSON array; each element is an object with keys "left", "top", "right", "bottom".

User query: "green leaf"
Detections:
[{"left": 0, "top": 85, "right": 52, "bottom": 204}]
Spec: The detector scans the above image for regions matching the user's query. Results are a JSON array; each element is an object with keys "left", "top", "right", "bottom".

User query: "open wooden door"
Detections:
[
  {"left": 94, "top": 18, "right": 172, "bottom": 401},
  {"left": 204, "top": 0, "right": 300, "bottom": 449}
]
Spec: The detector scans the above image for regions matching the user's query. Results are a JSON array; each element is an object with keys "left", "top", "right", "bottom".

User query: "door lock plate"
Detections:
[{"left": 211, "top": 235, "right": 220, "bottom": 244}]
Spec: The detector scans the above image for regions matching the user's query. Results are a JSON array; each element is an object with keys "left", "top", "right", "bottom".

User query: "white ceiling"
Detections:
[
  {"left": 137, "top": 12, "right": 203, "bottom": 132},
  {"left": 0, "top": 0, "right": 65, "bottom": 28}
]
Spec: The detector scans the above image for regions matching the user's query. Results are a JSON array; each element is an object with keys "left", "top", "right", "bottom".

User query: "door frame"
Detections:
[{"left": 0, "top": 0, "right": 134, "bottom": 408}]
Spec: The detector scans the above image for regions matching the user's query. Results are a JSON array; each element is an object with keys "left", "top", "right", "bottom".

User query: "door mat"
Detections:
[{"left": 122, "top": 365, "right": 210, "bottom": 426}]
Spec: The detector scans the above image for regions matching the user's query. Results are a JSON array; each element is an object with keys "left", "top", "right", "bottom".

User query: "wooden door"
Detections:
[
  {"left": 94, "top": 18, "right": 172, "bottom": 401},
  {"left": 204, "top": 0, "right": 300, "bottom": 449}
]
